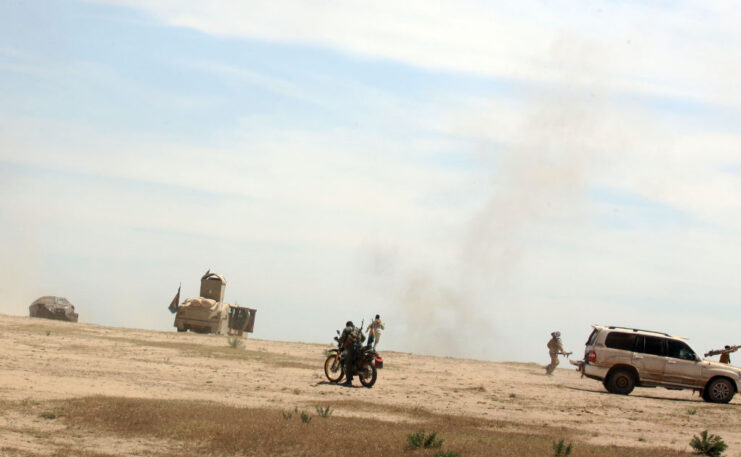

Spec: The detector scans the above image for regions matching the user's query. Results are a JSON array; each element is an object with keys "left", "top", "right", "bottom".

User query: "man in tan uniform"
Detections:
[
  {"left": 545, "top": 331, "right": 569, "bottom": 375},
  {"left": 366, "top": 314, "right": 385, "bottom": 349},
  {"left": 704, "top": 345, "right": 740, "bottom": 364}
]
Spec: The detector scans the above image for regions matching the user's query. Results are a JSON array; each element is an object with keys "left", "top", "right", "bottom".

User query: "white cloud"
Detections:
[
  {"left": 181, "top": 60, "right": 323, "bottom": 104},
  {"left": 91, "top": 0, "right": 741, "bottom": 106},
  {"left": 0, "top": 113, "right": 475, "bottom": 248}
]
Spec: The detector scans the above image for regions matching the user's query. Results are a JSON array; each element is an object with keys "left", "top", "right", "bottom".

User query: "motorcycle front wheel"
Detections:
[
  {"left": 324, "top": 354, "right": 344, "bottom": 383},
  {"left": 358, "top": 361, "right": 377, "bottom": 388}
]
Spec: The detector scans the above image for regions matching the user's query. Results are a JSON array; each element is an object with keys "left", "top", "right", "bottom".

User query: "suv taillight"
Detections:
[{"left": 587, "top": 350, "right": 596, "bottom": 362}]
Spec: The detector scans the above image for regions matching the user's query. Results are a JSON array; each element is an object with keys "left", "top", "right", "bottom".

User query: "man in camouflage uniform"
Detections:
[
  {"left": 338, "top": 321, "right": 365, "bottom": 386},
  {"left": 545, "top": 331, "right": 569, "bottom": 375}
]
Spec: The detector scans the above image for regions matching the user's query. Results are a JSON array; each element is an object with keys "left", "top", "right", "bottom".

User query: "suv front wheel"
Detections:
[
  {"left": 605, "top": 368, "right": 636, "bottom": 395},
  {"left": 704, "top": 378, "right": 735, "bottom": 404}
]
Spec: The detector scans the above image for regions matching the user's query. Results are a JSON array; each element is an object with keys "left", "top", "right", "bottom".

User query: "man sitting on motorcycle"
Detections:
[{"left": 338, "top": 320, "right": 365, "bottom": 386}]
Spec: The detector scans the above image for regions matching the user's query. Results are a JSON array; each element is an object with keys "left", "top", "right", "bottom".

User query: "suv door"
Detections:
[
  {"left": 664, "top": 339, "right": 703, "bottom": 387},
  {"left": 632, "top": 335, "right": 667, "bottom": 383}
]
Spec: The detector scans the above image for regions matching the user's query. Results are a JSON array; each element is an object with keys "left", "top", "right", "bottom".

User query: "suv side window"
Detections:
[
  {"left": 644, "top": 336, "right": 666, "bottom": 356},
  {"left": 634, "top": 335, "right": 645, "bottom": 352},
  {"left": 667, "top": 340, "right": 697, "bottom": 361},
  {"left": 605, "top": 332, "right": 636, "bottom": 351}
]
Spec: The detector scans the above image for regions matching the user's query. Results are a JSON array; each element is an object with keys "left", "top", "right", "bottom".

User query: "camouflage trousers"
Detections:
[
  {"left": 545, "top": 353, "right": 559, "bottom": 375},
  {"left": 342, "top": 348, "right": 355, "bottom": 382}
]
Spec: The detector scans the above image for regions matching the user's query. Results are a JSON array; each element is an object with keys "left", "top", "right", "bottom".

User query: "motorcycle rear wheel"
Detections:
[
  {"left": 358, "top": 361, "right": 377, "bottom": 388},
  {"left": 324, "top": 354, "right": 344, "bottom": 383}
]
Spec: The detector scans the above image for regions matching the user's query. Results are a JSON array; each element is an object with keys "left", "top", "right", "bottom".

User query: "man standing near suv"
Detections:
[
  {"left": 545, "top": 331, "right": 570, "bottom": 375},
  {"left": 704, "top": 345, "right": 740, "bottom": 364}
]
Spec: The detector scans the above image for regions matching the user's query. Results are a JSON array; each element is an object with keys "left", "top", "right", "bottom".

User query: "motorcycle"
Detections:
[{"left": 324, "top": 329, "right": 378, "bottom": 388}]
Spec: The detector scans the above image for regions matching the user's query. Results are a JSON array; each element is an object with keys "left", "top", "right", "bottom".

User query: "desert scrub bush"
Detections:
[
  {"left": 690, "top": 430, "right": 727, "bottom": 456},
  {"left": 282, "top": 406, "right": 299, "bottom": 420},
  {"left": 227, "top": 335, "right": 244, "bottom": 349},
  {"left": 39, "top": 408, "right": 64, "bottom": 420},
  {"left": 433, "top": 451, "right": 460, "bottom": 457},
  {"left": 407, "top": 430, "right": 443, "bottom": 449},
  {"left": 300, "top": 411, "right": 312, "bottom": 424},
  {"left": 688, "top": 408, "right": 698, "bottom": 415},
  {"left": 424, "top": 431, "right": 444, "bottom": 449},
  {"left": 407, "top": 430, "right": 425, "bottom": 449},
  {"left": 553, "top": 439, "right": 573, "bottom": 456},
  {"left": 315, "top": 405, "right": 332, "bottom": 418}
]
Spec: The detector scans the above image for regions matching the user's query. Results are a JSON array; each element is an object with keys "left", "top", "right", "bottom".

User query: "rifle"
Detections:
[{"left": 560, "top": 352, "right": 572, "bottom": 358}]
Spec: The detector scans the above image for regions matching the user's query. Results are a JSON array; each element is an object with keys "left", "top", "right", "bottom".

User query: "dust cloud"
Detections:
[{"left": 390, "top": 36, "right": 617, "bottom": 360}]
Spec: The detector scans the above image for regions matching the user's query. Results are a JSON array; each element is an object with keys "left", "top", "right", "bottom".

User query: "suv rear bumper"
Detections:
[
  {"left": 583, "top": 363, "right": 609, "bottom": 380},
  {"left": 570, "top": 359, "right": 609, "bottom": 380}
]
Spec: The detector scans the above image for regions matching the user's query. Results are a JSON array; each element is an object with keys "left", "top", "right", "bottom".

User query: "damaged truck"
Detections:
[{"left": 168, "top": 270, "right": 256, "bottom": 335}]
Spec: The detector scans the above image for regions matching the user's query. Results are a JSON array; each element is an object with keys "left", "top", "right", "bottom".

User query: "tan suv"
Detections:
[{"left": 573, "top": 325, "right": 741, "bottom": 403}]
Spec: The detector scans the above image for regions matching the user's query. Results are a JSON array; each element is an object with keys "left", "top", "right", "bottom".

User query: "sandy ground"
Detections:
[{"left": 2, "top": 314, "right": 741, "bottom": 456}]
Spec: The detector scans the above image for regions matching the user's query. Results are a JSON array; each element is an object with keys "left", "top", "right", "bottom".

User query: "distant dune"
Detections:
[{"left": 1, "top": 314, "right": 738, "bottom": 456}]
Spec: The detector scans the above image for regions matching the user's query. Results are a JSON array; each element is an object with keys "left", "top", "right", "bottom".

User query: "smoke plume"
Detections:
[{"left": 391, "top": 35, "right": 613, "bottom": 360}]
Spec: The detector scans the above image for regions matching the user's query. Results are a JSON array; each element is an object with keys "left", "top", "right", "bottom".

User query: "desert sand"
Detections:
[{"left": 1, "top": 314, "right": 740, "bottom": 456}]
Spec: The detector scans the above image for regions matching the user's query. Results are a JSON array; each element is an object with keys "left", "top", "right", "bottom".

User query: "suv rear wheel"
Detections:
[
  {"left": 605, "top": 368, "right": 636, "bottom": 395},
  {"left": 704, "top": 378, "right": 735, "bottom": 403}
]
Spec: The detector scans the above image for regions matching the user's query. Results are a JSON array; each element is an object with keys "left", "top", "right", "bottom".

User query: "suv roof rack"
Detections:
[{"left": 605, "top": 326, "right": 672, "bottom": 337}]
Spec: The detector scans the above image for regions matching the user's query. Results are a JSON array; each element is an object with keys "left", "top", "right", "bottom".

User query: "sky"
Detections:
[{"left": 1, "top": 0, "right": 740, "bottom": 363}]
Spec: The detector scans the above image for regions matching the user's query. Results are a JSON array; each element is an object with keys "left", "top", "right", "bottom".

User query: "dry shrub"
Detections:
[{"left": 462, "top": 385, "right": 487, "bottom": 393}]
